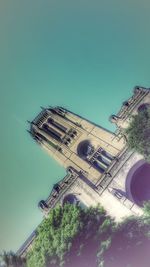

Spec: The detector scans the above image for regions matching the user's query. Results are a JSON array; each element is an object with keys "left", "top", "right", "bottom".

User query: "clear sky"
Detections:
[{"left": 0, "top": 0, "right": 150, "bottom": 252}]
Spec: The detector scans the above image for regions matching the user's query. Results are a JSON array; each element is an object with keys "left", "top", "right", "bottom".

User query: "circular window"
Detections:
[
  {"left": 63, "top": 194, "right": 78, "bottom": 205},
  {"left": 77, "top": 140, "right": 95, "bottom": 159}
]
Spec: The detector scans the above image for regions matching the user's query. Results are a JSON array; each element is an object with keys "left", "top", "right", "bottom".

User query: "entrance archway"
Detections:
[{"left": 126, "top": 160, "right": 150, "bottom": 206}]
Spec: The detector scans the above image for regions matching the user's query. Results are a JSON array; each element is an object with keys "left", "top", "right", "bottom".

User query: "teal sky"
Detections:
[{"left": 0, "top": 0, "right": 150, "bottom": 252}]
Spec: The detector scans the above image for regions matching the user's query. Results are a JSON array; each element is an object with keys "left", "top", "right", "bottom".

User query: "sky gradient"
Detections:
[{"left": 0, "top": 0, "right": 150, "bottom": 252}]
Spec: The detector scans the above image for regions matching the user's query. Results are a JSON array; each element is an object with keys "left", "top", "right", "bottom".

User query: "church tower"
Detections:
[{"left": 29, "top": 106, "right": 125, "bottom": 185}]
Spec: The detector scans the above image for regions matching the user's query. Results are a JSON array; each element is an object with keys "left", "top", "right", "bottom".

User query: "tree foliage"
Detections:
[
  {"left": 27, "top": 204, "right": 82, "bottom": 267},
  {"left": 64, "top": 205, "right": 114, "bottom": 267},
  {"left": 26, "top": 204, "right": 113, "bottom": 267},
  {"left": 102, "top": 215, "right": 150, "bottom": 267},
  {"left": 125, "top": 108, "right": 150, "bottom": 160},
  {"left": 2, "top": 203, "right": 150, "bottom": 267},
  {"left": 26, "top": 203, "right": 150, "bottom": 267}
]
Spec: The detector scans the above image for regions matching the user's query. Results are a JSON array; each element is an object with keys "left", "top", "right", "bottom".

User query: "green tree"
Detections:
[
  {"left": 143, "top": 201, "right": 150, "bottom": 217},
  {"left": 142, "top": 201, "right": 150, "bottom": 226},
  {"left": 65, "top": 205, "right": 114, "bottom": 267},
  {"left": 125, "top": 108, "right": 150, "bottom": 160},
  {"left": 3, "top": 204, "right": 150, "bottom": 267},
  {"left": 100, "top": 216, "right": 150, "bottom": 267},
  {"left": 27, "top": 204, "right": 82, "bottom": 267}
]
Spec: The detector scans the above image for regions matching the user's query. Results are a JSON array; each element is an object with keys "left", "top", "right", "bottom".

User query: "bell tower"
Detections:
[{"left": 29, "top": 106, "right": 125, "bottom": 184}]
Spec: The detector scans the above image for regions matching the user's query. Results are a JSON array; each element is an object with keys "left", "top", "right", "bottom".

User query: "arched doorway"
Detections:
[{"left": 126, "top": 160, "right": 150, "bottom": 206}]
